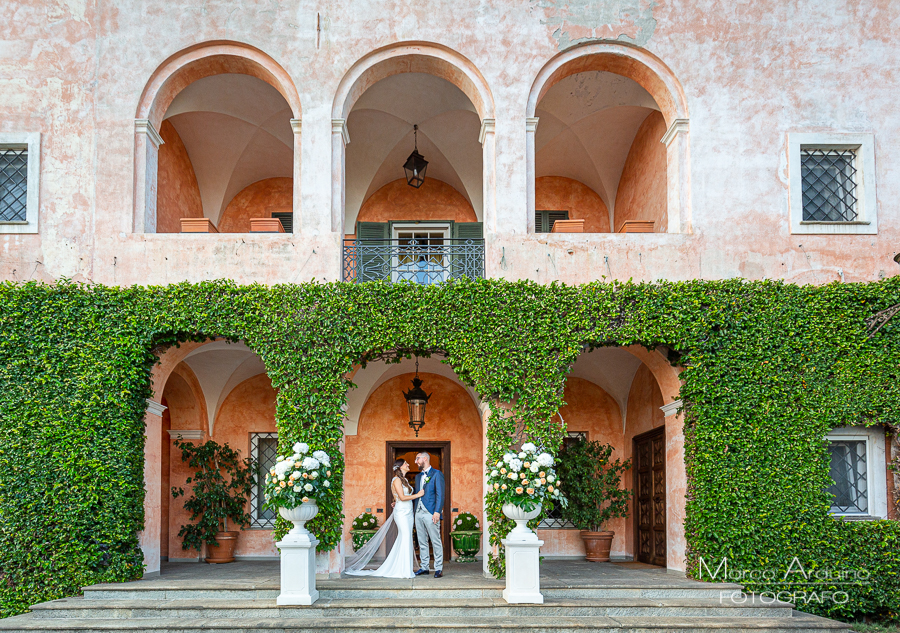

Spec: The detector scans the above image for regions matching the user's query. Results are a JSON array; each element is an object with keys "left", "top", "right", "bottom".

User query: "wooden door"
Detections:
[
  {"left": 634, "top": 427, "right": 666, "bottom": 566},
  {"left": 386, "top": 441, "right": 452, "bottom": 563}
]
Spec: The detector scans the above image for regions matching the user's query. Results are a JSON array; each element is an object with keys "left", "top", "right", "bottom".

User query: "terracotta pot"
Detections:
[
  {"left": 249, "top": 218, "right": 285, "bottom": 233},
  {"left": 205, "top": 531, "right": 239, "bottom": 564},
  {"left": 179, "top": 218, "right": 219, "bottom": 233},
  {"left": 580, "top": 530, "right": 614, "bottom": 562},
  {"left": 550, "top": 219, "right": 585, "bottom": 233}
]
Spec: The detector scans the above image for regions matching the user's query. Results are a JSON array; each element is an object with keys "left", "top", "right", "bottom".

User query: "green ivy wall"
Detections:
[{"left": 0, "top": 278, "right": 897, "bottom": 620}]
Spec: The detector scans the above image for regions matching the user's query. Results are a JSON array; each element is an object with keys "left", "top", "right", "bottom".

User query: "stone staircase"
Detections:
[{"left": 0, "top": 579, "right": 851, "bottom": 633}]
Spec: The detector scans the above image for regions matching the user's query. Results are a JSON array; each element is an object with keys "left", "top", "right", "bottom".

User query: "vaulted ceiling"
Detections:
[
  {"left": 164, "top": 74, "right": 293, "bottom": 225},
  {"left": 345, "top": 73, "right": 483, "bottom": 228},
  {"left": 535, "top": 71, "right": 660, "bottom": 222}
]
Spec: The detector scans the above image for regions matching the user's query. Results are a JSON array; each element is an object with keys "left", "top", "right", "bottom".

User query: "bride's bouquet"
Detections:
[
  {"left": 487, "top": 442, "right": 566, "bottom": 511},
  {"left": 263, "top": 442, "right": 334, "bottom": 509}
]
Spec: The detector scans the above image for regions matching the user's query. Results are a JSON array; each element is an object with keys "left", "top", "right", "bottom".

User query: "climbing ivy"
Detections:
[{"left": 0, "top": 277, "right": 898, "bottom": 620}]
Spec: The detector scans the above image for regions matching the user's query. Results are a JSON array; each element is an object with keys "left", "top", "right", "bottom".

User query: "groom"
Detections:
[{"left": 413, "top": 452, "right": 444, "bottom": 578}]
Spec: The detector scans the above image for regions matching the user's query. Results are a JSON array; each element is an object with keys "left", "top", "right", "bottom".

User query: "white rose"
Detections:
[
  {"left": 518, "top": 452, "right": 527, "bottom": 459},
  {"left": 496, "top": 461, "right": 503, "bottom": 468},
  {"left": 521, "top": 442, "right": 536, "bottom": 453},
  {"left": 274, "top": 458, "right": 294, "bottom": 477},
  {"left": 304, "top": 483, "right": 313, "bottom": 491},
  {"left": 310, "top": 471, "right": 318, "bottom": 479},
  {"left": 490, "top": 470, "right": 498, "bottom": 477},
  {"left": 503, "top": 454, "right": 513, "bottom": 464},
  {"left": 292, "top": 471, "right": 302, "bottom": 479},
  {"left": 509, "top": 458, "right": 522, "bottom": 472},
  {"left": 547, "top": 474, "right": 556, "bottom": 483},
  {"left": 323, "top": 481, "right": 330, "bottom": 487},
  {"left": 313, "top": 450, "right": 330, "bottom": 466},
  {"left": 530, "top": 464, "right": 539, "bottom": 473},
  {"left": 293, "top": 442, "right": 309, "bottom": 454},
  {"left": 537, "top": 453, "right": 554, "bottom": 467},
  {"left": 276, "top": 455, "right": 284, "bottom": 462}
]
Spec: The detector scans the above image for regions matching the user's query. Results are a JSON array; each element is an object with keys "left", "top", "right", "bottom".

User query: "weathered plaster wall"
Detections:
[
  {"left": 157, "top": 121, "right": 204, "bottom": 233},
  {"left": 355, "top": 178, "right": 477, "bottom": 227},
  {"left": 535, "top": 176, "right": 610, "bottom": 233},
  {"left": 343, "top": 373, "right": 483, "bottom": 557},
  {"left": 218, "top": 178, "right": 293, "bottom": 233},
  {"left": 614, "top": 112, "right": 667, "bottom": 233},
  {"left": 2, "top": 0, "right": 898, "bottom": 285}
]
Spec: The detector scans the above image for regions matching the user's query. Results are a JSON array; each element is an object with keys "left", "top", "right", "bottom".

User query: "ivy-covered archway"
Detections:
[{"left": 0, "top": 278, "right": 898, "bottom": 619}]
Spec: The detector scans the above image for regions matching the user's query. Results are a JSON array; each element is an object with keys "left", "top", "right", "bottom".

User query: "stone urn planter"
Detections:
[
  {"left": 580, "top": 530, "right": 614, "bottom": 562},
  {"left": 351, "top": 529, "right": 378, "bottom": 551},
  {"left": 450, "top": 531, "right": 482, "bottom": 562},
  {"left": 280, "top": 501, "right": 319, "bottom": 537},
  {"left": 205, "top": 531, "right": 240, "bottom": 563},
  {"left": 502, "top": 503, "right": 542, "bottom": 540}
]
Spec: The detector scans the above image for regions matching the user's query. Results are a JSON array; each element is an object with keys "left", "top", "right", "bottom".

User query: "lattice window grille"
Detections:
[
  {"left": 800, "top": 148, "right": 859, "bottom": 222},
  {"left": 250, "top": 432, "right": 278, "bottom": 528},
  {"left": 0, "top": 148, "right": 28, "bottom": 223},
  {"left": 827, "top": 439, "right": 868, "bottom": 514},
  {"left": 539, "top": 431, "right": 587, "bottom": 529}
]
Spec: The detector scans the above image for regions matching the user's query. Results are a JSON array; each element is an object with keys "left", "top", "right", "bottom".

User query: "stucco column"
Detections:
[
  {"left": 480, "top": 119, "right": 497, "bottom": 234},
  {"left": 139, "top": 399, "right": 167, "bottom": 576},
  {"left": 662, "top": 399, "right": 686, "bottom": 572},
  {"left": 331, "top": 119, "right": 349, "bottom": 235},
  {"left": 662, "top": 119, "right": 691, "bottom": 235},
  {"left": 525, "top": 118, "right": 539, "bottom": 233},
  {"left": 133, "top": 120, "right": 163, "bottom": 234},
  {"left": 291, "top": 118, "right": 302, "bottom": 231},
  {"left": 479, "top": 401, "right": 495, "bottom": 578}
]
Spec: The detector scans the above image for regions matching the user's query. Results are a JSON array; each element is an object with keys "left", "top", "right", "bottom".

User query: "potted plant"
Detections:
[
  {"left": 487, "top": 442, "right": 566, "bottom": 539},
  {"left": 449, "top": 511, "right": 481, "bottom": 562},
  {"left": 263, "top": 442, "right": 336, "bottom": 537},
  {"left": 556, "top": 438, "right": 632, "bottom": 562},
  {"left": 350, "top": 512, "right": 379, "bottom": 551},
  {"left": 171, "top": 439, "right": 256, "bottom": 564}
]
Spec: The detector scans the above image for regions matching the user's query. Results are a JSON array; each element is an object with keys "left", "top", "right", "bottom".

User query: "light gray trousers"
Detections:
[{"left": 415, "top": 504, "right": 443, "bottom": 571}]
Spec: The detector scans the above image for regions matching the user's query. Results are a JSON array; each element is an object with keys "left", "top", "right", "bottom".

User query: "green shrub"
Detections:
[{"left": 451, "top": 512, "right": 480, "bottom": 532}]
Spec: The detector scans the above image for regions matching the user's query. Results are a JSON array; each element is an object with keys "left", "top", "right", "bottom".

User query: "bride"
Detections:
[{"left": 345, "top": 459, "right": 424, "bottom": 578}]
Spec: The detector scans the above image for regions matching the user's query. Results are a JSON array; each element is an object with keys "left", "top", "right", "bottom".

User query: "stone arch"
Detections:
[
  {"left": 133, "top": 41, "right": 302, "bottom": 234},
  {"left": 526, "top": 43, "right": 691, "bottom": 234},
  {"left": 330, "top": 42, "right": 497, "bottom": 233}
]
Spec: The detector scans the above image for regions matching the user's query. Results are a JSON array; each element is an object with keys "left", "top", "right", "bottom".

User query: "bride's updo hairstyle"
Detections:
[{"left": 392, "top": 459, "right": 413, "bottom": 492}]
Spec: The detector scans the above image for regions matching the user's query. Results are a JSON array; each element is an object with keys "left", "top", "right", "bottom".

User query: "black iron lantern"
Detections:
[
  {"left": 403, "top": 124, "right": 428, "bottom": 188},
  {"left": 403, "top": 358, "right": 431, "bottom": 437}
]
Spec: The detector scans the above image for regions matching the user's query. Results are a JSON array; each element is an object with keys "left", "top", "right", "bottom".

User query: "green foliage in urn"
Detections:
[
  {"left": 556, "top": 439, "right": 632, "bottom": 532},
  {"left": 171, "top": 439, "right": 256, "bottom": 552},
  {"left": 451, "top": 512, "right": 480, "bottom": 532},
  {"left": 1, "top": 277, "right": 900, "bottom": 620}
]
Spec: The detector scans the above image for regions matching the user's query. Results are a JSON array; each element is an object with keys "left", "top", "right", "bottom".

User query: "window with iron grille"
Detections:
[
  {"left": 250, "top": 432, "right": 278, "bottom": 528},
  {"left": 801, "top": 149, "right": 858, "bottom": 222},
  {"left": 788, "top": 133, "right": 876, "bottom": 235},
  {"left": 535, "top": 210, "right": 569, "bottom": 233},
  {"left": 0, "top": 148, "right": 28, "bottom": 224},
  {"left": 826, "top": 439, "right": 868, "bottom": 515},
  {"left": 539, "top": 431, "right": 586, "bottom": 529}
]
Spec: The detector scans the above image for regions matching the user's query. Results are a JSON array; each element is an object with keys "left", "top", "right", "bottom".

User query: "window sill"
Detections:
[
  {"left": 830, "top": 513, "right": 883, "bottom": 521},
  {"left": 800, "top": 221, "right": 870, "bottom": 226}
]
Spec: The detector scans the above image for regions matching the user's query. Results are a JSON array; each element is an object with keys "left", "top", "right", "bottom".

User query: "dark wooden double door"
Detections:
[{"left": 634, "top": 427, "right": 666, "bottom": 566}]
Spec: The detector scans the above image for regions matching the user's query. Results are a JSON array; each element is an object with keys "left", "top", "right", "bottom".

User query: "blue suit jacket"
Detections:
[{"left": 414, "top": 469, "right": 444, "bottom": 519}]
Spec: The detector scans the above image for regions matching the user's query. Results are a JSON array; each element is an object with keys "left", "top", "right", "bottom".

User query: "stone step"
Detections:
[
  {"left": 82, "top": 583, "right": 745, "bottom": 602},
  {"left": 29, "top": 596, "right": 795, "bottom": 620},
  {"left": 0, "top": 612, "right": 852, "bottom": 633}
]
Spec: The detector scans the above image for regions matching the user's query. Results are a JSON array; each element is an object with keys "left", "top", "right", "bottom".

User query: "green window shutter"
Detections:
[
  {"left": 354, "top": 222, "right": 389, "bottom": 282},
  {"left": 535, "top": 210, "right": 569, "bottom": 233},
  {"left": 356, "top": 222, "right": 389, "bottom": 241},
  {"left": 452, "top": 222, "right": 483, "bottom": 240}
]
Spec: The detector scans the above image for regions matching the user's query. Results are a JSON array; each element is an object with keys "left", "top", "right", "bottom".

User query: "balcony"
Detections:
[{"left": 342, "top": 238, "right": 485, "bottom": 284}]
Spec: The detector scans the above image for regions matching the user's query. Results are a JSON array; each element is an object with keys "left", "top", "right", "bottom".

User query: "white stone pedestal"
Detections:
[
  {"left": 501, "top": 535, "right": 544, "bottom": 604},
  {"left": 276, "top": 532, "right": 319, "bottom": 605}
]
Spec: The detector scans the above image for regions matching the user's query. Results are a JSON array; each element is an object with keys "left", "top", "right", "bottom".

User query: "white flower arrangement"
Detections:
[
  {"left": 312, "top": 450, "right": 331, "bottom": 466},
  {"left": 486, "top": 442, "right": 566, "bottom": 511},
  {"left": 264, "top": 445, "right": 336, "bottom": 510}
]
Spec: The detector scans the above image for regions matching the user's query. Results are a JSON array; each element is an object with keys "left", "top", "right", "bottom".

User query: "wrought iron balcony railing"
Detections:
[{"left": 343, "top": 238, "right": 485, "bottom": 284}]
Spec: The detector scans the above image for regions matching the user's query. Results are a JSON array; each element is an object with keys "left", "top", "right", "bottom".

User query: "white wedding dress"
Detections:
[{"left": 345, "top": 477, "right": 415, "bottom": 578}]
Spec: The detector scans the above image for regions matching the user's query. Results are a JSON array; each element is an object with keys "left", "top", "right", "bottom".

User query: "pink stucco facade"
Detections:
[{"left": 4, "top": 0, "right": 897, "bottom": 579}]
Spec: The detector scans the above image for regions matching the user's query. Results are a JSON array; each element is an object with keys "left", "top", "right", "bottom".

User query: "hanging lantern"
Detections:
[
  {"left": 403, "top": 124, "right": 428, "bottom": 188},
  {"left": 403, "top": 358, "right": 431, "bottom": 437}
]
